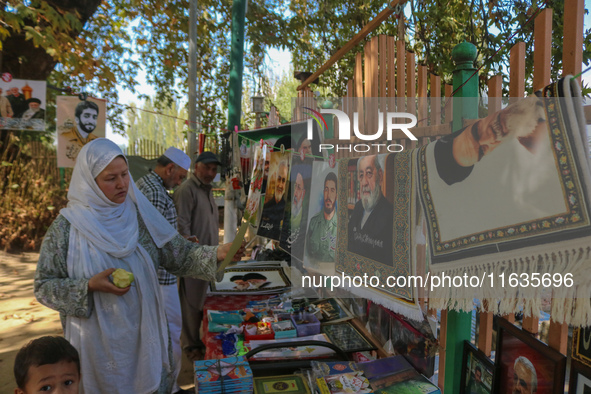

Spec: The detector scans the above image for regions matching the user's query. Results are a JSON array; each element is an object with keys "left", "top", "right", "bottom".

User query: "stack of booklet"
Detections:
[
  {"left": 357, "top": 356, "right": 440, "bottom": 394},
  {"left": 312, "top": 361, "right": 372, "bottom": 394},
  {"left": 311, "top": 356, "right": 440, "bottom": 394},
  {"left": 194, "top": 356, "right": 253, "bottom": 394}
]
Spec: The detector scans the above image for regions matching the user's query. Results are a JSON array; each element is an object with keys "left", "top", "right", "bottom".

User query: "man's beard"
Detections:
[
  {"left": 323, "top": 199, "right": 334, "bottom": 215},
  {"left": 361, "top": 183, "right": 381, "bottom": 212},
  {"left": 79, "top": 122, "right": 96, "bottom": 134},
  {"left": 22, "top": 108, "right": 39, "bottom": 120},
  {"left": 292, "top": 196, "right": 303, "bottom": 218}
]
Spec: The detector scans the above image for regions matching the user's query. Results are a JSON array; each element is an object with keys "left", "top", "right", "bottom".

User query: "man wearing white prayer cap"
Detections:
[{"left": 136, "top": 146, "right": 190, "bottom": 394}]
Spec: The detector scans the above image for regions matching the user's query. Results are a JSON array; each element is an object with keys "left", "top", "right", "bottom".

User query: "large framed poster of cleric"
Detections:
[
  {"left": 0, "top": 79, "right": 47, "bottom": 131},
  {"left": 57, "top": 96, "right": 107, "bottom": 167},
  {"left": 335, "top": 151, "right": 421, "bottom": 320}
]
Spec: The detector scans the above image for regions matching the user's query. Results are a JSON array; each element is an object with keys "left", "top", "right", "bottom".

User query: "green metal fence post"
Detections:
[
  {"left": 59, "top": 167, "right": 65, "bottom": 190},
  {"left": 443, "top": 41, "right": 479, "bottom": 394},
  {"left": 226, "top": 0, "right": 246, "bottom": 145}
]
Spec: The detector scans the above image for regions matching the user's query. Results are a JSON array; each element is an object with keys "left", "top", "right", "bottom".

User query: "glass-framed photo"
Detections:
[
  {"left": 310, "top": 298, "right": 354, "bottom": 324},
  {"left": 320, "top": 321, "right": 376, "bottom": 353},
  {"left": 570, "top": 358, "right": 591, "bottom": 394},
  {"left": 495, "top": 318, "right": 566, "bottom": 393},
  {"left": 460, "top": 341, "right": 495, "bottom": 394}
]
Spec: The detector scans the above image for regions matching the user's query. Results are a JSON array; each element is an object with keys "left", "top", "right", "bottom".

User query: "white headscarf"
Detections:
[{"left": 61, "top": 138, "right": 177, "bottom": 393}]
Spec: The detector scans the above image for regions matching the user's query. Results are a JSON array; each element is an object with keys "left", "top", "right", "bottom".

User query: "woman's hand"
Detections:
[
  {"left": 88, "top": 268, "right": 131, "bottom": 296},
  {"left": 216, "top": 241, "right": 247, "bottom": 263},
  {"left": 183, "top": 235, "right": 199, "bottom": 243}
]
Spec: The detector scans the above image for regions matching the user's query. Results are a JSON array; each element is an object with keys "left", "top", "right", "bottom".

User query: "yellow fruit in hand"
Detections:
[{"left": 112, "top": 268, "right": 134, "bottom": 288}]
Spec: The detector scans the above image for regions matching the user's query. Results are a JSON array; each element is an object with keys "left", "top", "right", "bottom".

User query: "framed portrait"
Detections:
[
  {"left": 495, "top": 318, "right": 566, "bottom": 394},
  {"left": 389, "top": 308, "right": 437, "bottom": 378},
  {"left": 573, "top": 327, "right": 591, "bottom": 369},
  {"left": 460, "top": 341, "right": 495, "bottom": 394},
  {"left": 569, "top": 359, "right": 591, "bottom": 394}
]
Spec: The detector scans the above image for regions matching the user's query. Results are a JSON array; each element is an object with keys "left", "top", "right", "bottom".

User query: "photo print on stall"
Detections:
[
  {"left": 279, "top": 154, "right": 313, "bottom": 261},
  {"left": 334, "top": 151, "right": 421, "bottom": 321},
  {"left": 302, "top": 161, "right": 338, "bottom": 275},
  {"left": 243, "top": 144, "right": 268, "bottom": 228},
  {"left": 257, "top": 150, "right": 291, "bottom": 240}
]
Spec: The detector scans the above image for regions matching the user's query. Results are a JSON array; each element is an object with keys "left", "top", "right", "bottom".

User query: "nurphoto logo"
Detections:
[{"left": 304, "top": 106, "right": 418, "bottom": 153}]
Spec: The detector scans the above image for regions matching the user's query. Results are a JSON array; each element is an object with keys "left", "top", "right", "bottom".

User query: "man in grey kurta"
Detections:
[{"left": 173, "top": 151, "right": 221, "bottom": 360}]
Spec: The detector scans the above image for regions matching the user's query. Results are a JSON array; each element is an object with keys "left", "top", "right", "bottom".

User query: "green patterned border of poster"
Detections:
[
  {"left": 254, "top": 374, "right": 311, "bottom": 394},
  {"left": 419, "top": 88, "right": 590, "bottom": 257}
]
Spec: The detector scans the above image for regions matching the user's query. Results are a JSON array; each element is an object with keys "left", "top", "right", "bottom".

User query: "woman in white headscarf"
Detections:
[{"left": 35, "top": 139, "right": 243, "bottom": 394}]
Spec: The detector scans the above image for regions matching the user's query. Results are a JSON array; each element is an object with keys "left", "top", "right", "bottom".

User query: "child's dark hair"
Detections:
[{"left": 14, "top": 336, "right": 80, "bottom": 388}]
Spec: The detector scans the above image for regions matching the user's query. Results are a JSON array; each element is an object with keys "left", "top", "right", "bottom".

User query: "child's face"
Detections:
[{"left": 16, "top": 360, "right": 79, "bottom": 394}]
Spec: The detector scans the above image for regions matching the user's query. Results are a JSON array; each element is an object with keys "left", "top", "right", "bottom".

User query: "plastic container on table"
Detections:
[
  {"left": 243, "top": 322, "right": 275, "bottom": 341},
  {"left": 291, "top": 311, "right": 321, "bottom": 337},
  {"left": 272, "top": 319, "right": 297, "bottom": 339}
]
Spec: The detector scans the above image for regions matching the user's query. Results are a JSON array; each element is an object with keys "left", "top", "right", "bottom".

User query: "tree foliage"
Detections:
[
  {"left": 125, "top": 98, "right": 188, "bottom": 150},
  {"left": 1, "top": 0, "right": 588, "bottom": 140}
]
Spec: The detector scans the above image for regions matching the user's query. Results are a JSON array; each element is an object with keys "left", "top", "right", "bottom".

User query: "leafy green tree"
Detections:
[
  {"left": 125, "top": 97, "right": 188, "bottom": 152},
  {"left": 1, "top": 0, "right": 588, "bottom": 141},
  {"left": 267, "top": 67, "right": 300, "bottom": 123}
]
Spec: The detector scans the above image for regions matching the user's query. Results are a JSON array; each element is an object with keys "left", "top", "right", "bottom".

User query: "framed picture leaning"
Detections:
[
  {"left": 460, "top": 341, "right": 495, "bottom": 394},
  {"left": 495, "top": 318, "right": 566, "bottom": 394},
  {"left": 569, "top": 358, "right": 591, "bottom": 394}
]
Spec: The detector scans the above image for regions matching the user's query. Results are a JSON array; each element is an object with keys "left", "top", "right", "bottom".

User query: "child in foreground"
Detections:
[{"left": 14, "top": 336, "right": 80, "bottom": 394}]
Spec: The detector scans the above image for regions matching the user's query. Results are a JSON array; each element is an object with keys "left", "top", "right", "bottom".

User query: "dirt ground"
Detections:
[{"left": 0, "top": 250, "right": 196, "bottom": 392}]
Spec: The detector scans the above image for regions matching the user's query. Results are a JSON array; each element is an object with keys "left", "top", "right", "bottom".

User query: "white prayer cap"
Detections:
[{"left": 163, "top": 147, "right": 191, "bottom": 170}]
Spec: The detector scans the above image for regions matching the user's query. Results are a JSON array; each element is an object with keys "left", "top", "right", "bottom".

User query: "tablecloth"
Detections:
[{"left": 202, "top": 294, "right": 272, "bottom": 359}]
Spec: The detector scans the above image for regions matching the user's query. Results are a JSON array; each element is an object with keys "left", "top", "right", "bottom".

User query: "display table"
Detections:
[
  {"left": 202, "top": 294, "right": 271, "bottom": 359},
  {"left": 202, "top": 293, "right": 387, "bottom": 362}
]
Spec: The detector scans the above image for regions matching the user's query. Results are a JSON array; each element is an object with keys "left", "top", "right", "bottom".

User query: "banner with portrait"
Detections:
[
  {"left": 57, "top": 96, "right": 107, "bottom": 168},
  {"left": 257, "top": 150, "right": 291, "bottom": 241},
  {"left": 279, "top": 155, "right": 314, "bottom": 261},
  {"left": 334, "top": 151, "right": 421, "bottom": 321},
  {"left": 243, "top": 145, "right": 268, "bottom": 228},
  {"left": 418, "top": 77, "right": 591, "bottom": 325},
  {"left": 0, "top": 79, "right": 47, "bottom": 131},
  {"left": 302, "top": 161, "right": 338, "bottom": 274}
]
